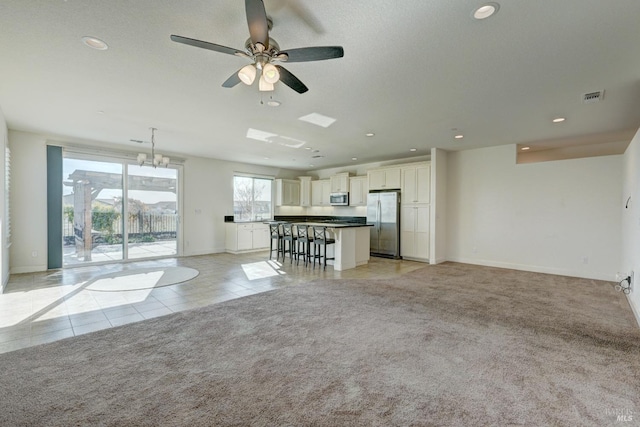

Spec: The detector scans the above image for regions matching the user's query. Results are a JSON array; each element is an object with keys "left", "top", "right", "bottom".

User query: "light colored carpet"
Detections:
[
  {"left": 86, "top": 267, "right": 199, "bottom": 291},
  {"left": 0, "top": 262, "right": 638, "bottom": 426}
]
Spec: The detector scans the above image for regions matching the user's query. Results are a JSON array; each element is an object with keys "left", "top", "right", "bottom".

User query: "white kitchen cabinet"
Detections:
[
  {"left": 401, "top": 205, "right": 430, "bottom": 261},
  {"left": 368, "top": 167, "right": 401, "bottom": 190},
  {"left": 298, "top": 176, "right": 312, "bottom": 207},
  {"left": 226, "top": 223, "right": 270, "bottom": 253},
  {"left": 311, "top": 179, "right": 331, "bottom": 206},
  {"left": 330, "top": 172, "right": 350, "bottom": 193},
  {"left": 401, "top": 163, "right": 431, "bottom": 204},
  {"left": 349, "top": 176, "right": 368, "bottom": 206},
  {"left": 275, "top": 179, "right": 300, "bottom": 206}
]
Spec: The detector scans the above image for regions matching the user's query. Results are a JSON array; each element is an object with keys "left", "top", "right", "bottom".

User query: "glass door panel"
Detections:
[
  {"left": 126, "top": 165, "right": 178, "bottom": 260},
  {"left": 63, "top": 158, "right": 123, "bottom": 266}
]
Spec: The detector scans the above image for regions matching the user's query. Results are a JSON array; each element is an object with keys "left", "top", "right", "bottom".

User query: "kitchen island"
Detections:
[{"left": 294, "top": 222, "right": 373, "bottom": 271}]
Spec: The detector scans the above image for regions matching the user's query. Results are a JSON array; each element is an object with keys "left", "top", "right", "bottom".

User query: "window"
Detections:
[{"left": 233, "top": 175, "right": 273, "bottom": 222}]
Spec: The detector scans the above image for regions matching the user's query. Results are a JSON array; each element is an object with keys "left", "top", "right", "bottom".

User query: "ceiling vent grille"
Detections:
[{"left": 582, "top": 90, "right": 604, "bottom": 103}]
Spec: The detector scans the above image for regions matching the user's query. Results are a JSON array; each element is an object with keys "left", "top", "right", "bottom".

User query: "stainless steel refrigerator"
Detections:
[{"left": 367, "top": 190, "right": 401, "bottom": 258}]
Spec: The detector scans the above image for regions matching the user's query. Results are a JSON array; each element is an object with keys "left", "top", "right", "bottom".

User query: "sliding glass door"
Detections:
[
  {"left": 126, "top": 165, "right": 178, "bottom": 260},
  {"left": 63, "top": 155, "right": 179, "bottom": 266},
  {"left": 63, "top": 158, "right": 124, "bottom": 265}
]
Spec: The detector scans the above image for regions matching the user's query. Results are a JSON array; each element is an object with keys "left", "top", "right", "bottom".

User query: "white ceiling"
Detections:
[{"left": 1, "top": 0, "right": 639, "bottom": 170}]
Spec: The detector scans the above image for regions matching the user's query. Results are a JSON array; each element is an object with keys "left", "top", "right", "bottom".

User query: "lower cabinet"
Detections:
[
  {"left": 226, "top": 223, "right": 270, "bottom": 253},
  {"left": 401, "top": 205, "right": 430, "bottom": 261}
]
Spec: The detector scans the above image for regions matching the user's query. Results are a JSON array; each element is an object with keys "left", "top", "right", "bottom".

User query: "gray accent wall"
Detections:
[{"left": 47, "top": 145, "right": 62, "bottom": 269}]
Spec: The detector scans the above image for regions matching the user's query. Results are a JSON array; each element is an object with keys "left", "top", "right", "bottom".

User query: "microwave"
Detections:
[{"left": 329, "top": 192, "right": 349, "bottom": 206}]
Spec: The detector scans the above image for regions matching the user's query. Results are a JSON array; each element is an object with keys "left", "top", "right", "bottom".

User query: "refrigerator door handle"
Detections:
[{"left": 377, "top": 200, "right": 381, "bottom": 233}]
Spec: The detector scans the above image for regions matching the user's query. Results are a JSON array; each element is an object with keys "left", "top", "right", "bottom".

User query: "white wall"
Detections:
[
  {"left": 446, "top": 144, "right": 621, "bottom": 281},
  {"left": 8, "top": 130, "right": 48, "bottom": 273},
  {"left": 621, "top": 128, "right": 640, "bottom": 325},
  {"left": 182, "top": 156, "right": 300, "bottom": 256},
  {"left": 0, "top": 108, "right": 8, "bottom": 288},
  {"left": 307, "top": 155, "right": 431, "bottom": 180},
  {"left": 430, "top": 148, "right": 447, "bottom": 264},
  {"left": 7, "top": 130, "right": 303, "bottom": 273}
]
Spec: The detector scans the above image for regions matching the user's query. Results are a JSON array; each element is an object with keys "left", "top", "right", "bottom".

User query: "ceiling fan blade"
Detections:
[
  {"left": 279, "top": 46, "right": 344, "bottom": 63},
  {"left": 245, "top": 0, "right": 270, "bottom": 48},
  {"left": 275, "top": 66, "right": 308, "bottom": 94},
  {"left": 170, "top": 35, "right": 249, "bottom": 58},
  {"left": 222, "top": 70, "right": 243, "bottom": 88}
]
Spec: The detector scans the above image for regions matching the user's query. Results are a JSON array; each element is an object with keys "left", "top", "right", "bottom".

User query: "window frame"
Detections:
[{"left": 233, "top": 174, "right": 274, "bottom": 222}]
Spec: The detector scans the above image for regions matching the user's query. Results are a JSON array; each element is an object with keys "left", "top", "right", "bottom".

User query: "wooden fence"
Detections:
[{"left": 63, "top": 213, "right": 177, "bottom": 245}]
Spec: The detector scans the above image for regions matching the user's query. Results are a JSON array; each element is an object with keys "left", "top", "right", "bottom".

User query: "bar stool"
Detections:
[
  {"left": 312, "top": 226, "right": 335, "bottom": 270},
  {"left": 295, "top": 224, "right": 313, "bottom": 266},
  {"left": 268, "top": 222, "right": 284, "bottom": 261},
  {"left": 281, "top": 223, "right": 298, "bottom": 263}
]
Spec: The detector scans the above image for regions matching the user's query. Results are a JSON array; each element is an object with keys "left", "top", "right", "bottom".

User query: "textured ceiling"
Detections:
[{"left": 1, "top": 0, "right": 639, "bottom": 170}]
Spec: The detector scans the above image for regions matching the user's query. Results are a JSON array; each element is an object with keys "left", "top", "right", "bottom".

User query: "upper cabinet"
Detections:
[
  {"left": 298, "top": 176, "right": 312, "bottom": 207},
  {"left": 311, "top": 179, "right": 331, "bottom": 206},
  {"left": 401, "top": 163, "right": 431, "bottom": 204},
  {"left": 330, "top": 172, "right": 350, "bottom": 193},
  {"left": 349, "top": 176, "right": 368, "bottom": 206},
  {"left": 368, "top": 167, "right": 401, "bottom": 190},
  {"left": 275, "top": 179, "right": 300, "bottom": 206}
]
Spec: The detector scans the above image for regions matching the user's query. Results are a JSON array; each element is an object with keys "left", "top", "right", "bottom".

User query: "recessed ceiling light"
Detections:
[
  {"left": 473, "top": 2, "right": 500, "bottom": 20},
  {"left": 304, "top": 147, "right": 312, "bottom": 150},
  {"left": 81, "top": 36, "right": 108, "bottom": 50},
  {"left": 266, "top": 100, "right": 281, "bottom": 107},
  {"left": 97, "top": 110, "right": 105, "bottom": 115},
  {"left": 521, "top": 146, "right": 530, "bottom": 151},
  {"left": 263, "top": 157, "right": 270, "bottom": 160},
  {"left": 351, "top": 157, "right": 358, "bottom": 161},
  {"left": 309, "top": 164, "right": 314, "bottom": 167},
  {"left": 410, "top": 148, "right": 417, "bottom": 152},
  {"left": 454, "top": 134, "right": 464, "bottom": 139},
  {"left": 365, "top": 133, "right": 375, "bottom": 137},
  {"left": 552, "top": 117, "right": 566, "bottom": 123}
]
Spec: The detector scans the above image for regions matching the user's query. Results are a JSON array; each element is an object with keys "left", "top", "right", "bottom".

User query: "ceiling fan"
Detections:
[{"left": 170, "top": 0, "right": 344, "bottom": 94}]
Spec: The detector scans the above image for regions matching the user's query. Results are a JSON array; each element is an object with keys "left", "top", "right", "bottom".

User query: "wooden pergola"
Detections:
[{"left": 65, "top": 170, "right": 176, "bottom": 261}]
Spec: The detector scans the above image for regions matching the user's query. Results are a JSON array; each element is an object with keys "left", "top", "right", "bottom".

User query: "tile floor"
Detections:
[
  {"left": 0, "top": 251, "right": 425, "bottom": 354},
  {"left": 63, "top": 241, "right": 178, "bottom": 265}
]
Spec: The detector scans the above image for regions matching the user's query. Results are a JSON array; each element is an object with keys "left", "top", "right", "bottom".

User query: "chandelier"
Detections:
[{"left": 136, "top": 127, "right": 170, "bottom": 168}]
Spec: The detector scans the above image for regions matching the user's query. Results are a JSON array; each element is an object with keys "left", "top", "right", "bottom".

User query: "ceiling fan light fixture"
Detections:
[
  {"left": 263, "top": 63, "right": 280, "bottom": 84},
  {"left": 259, "top": 74, "right": 275, "bottom": 91},
  {"left": 238, "top": 64, "right": 257, "bottom": 85}
]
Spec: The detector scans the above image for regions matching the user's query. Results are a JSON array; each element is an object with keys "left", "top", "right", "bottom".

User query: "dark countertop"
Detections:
[
  {"left": 261, "top": 220, "right": 372, "bottom": 228},
  {"left": 293, "top": 221, "right": 373, "bottom": 228}
]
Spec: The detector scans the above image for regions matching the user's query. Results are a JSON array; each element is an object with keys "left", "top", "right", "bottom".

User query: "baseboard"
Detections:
[
  {"left": 626, "top": 295, "right": 640, "bottom": 329},
  {"left": 402, "top": 256, "right": 429, "bottom": 263},
  {"left": 10, "top": 264, "right": 48, "bottom": 274},
  {"left": 182, "top": 247, "right": 226, "bottom": 257},
  {"left": 225, "top": 248, "right": 270, "bottom": 255},
  {"left": 446, "top": 257, "right": 614, "bottom": 282}
]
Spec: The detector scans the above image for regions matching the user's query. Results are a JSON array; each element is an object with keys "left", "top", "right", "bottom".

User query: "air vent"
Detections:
[{"left": 582, "top": 90, "right": 604, "bottom": 103}]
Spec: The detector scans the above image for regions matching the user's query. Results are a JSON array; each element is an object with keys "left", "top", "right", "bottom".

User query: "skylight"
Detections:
[{"left": 298, "top": 113, "right": 337, "bottom": 128}]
